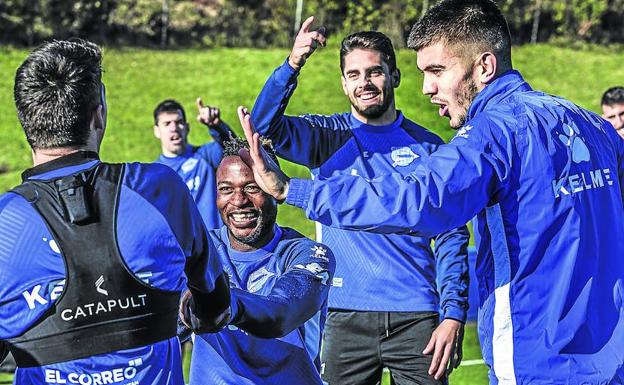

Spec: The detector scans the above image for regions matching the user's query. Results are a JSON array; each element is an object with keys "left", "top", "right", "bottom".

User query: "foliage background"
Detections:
[{"left": 1, "top": 0, "right": 624, "bottom": 48}]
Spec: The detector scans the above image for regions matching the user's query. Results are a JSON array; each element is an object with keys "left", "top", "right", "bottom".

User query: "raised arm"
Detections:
[
  {"left": 230, "top": 242, "right": 335, "bottom": 338},
  {"left": 196, "top": 98, "right": 236, "bottom": 148},
  {"left": 239, "top": 107, "right": 512, "bottom": 237},
  {"left": 251, "top": 17, "right": 353, "bottom": 168}
]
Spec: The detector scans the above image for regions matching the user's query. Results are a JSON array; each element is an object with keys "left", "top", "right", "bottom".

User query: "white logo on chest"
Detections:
[
  {"left": 186, "top": 176, "right": 201, "bottom": 191},
  {"left": 391, "top": 147, "right": 419, "bottom": 167},
  {"left": 247, "top": 267, "right": 275, "bottom": 293},
  {"left": 181, "top": 158, "right": 199, "bottom": 173}
]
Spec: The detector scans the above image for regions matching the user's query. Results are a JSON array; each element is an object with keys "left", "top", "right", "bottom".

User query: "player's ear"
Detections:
[
  {"left": 476, "top": 52, "right": 497, "bottom": 85},
  {"left": 153, "top": 124, "right": 161, "bottom": 139},
  {"left": 392, "top": 68, "right": 401, "bottom": 88},
  {"left": 341, "top": 75, "right": 348, "bottom": 96}
]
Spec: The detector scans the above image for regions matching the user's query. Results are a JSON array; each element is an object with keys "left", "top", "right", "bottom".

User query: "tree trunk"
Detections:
[
  {"left": 161, "top": 0, "right": 169, "bottom": 49},
  {"left": 531, "top": 0, "right": 542, "bottom": 44}
]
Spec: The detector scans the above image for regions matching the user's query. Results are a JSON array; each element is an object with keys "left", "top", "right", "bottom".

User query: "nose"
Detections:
[
  {"left": 358, "top": 74, "right": 372, "bottom": 88},
  {"left": 422, "top": 74, "right": 436, "bottom": 96},
  {"left": 615, "top": 116, "right": 624, "bottom": 130},
  {"left": 230, "top": 190, "right": 249, "bottom": 206}
]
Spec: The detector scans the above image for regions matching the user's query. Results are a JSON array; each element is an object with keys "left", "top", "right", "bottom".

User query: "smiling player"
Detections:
[
  {"left": 251, "top": 21, "right": 470, "bottom": 384},
  {"left": 183, "top": 136, "right": 335, "bottom": 385}
]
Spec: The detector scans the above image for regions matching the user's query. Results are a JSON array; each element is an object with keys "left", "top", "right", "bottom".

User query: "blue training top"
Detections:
[
  {"left": 286, "top": 70, "right": 624, "bottom": 384},
  {"left": 190, "top": 225, "right": 335, "bottom": 385},
  {"left": 251, "top": 60, "right": 469, "bottom": 320},
  {"left": 0, "top": 157, "right": 223, "bottom": 385},
  {"left": 156, "top": 142, "right": 224, "bottom": 229}
]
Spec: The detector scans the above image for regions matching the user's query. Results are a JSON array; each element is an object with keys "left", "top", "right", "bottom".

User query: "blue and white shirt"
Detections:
[
  {"left": 251, "top": 60, "right": 469, "bottom": 320},
  {"left": 286, "top": 70, "right": 624, "bottom": 384},
  {"left": 190, "top": 226, "right": 335, "bottom": 385},
  {"left": 156, "top": 142, "right": 224, "bottom": 229}
]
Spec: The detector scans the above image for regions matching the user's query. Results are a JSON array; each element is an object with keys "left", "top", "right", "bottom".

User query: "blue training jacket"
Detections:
[
  {"left": 0, "top": 158, "right": 224, "bottom": 385},
  {"left": 156, "top": 140, "right": 225, "bottom": 230},
  {"left": 251, "top": 60, "right": 469, "bottom": 319},
  {"left": 190, "top": 226, "right": 335, "bottom": 385},
  {"left": 286, "top": 70, "right": 624, "bottom": 384}
]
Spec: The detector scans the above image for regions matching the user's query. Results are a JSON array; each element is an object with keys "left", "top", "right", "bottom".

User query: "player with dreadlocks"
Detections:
[{"left": 181, "top": 127, "right": 335, "bottom": 385}]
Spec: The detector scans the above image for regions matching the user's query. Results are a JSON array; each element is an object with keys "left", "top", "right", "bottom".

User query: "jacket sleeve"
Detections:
[
  {"left": 251, "top": 60, "right": 349, "bottom": 168},
  {"left": 230, "top": 243, "right": 335, "bottom": 338},
  {"left": 433, "top": 226, "right": 470, "bottom": 322},
  {"left": 208, "top": 121, "right": 236, "bottom": 148},
  {"left": 285, "top": 117, "right": 513, "bottom": 237}
]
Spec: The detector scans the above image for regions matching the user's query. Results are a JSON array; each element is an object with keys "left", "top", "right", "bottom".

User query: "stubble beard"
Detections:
[{"left": 451, "top": 73, "right": 479, "bottom": 129}]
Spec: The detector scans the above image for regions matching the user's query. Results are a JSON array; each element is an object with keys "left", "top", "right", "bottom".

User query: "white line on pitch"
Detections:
[{"left": 460, "top": 359, "right": 485, "bottom": 366}]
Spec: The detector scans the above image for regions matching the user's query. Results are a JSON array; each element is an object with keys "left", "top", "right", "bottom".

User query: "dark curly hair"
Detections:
[{"left": 221, "top": 136, "right": 279, "bottom": 165}]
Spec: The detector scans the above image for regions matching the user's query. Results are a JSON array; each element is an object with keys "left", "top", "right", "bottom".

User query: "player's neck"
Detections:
[
  {"left": 351, "top": 104, "right": 397, "bottom": 126},
  {"left": 161, "top": 144, "right": 187, "bottom": 158},
  {"left": 32, "top": 146, "right": 97, "bottom": 166}
]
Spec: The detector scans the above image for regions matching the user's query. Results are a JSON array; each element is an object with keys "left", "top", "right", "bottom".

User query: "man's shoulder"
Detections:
[
  {"left": 0, "top": 190, "right": 32, "bottom": 219},
  {"left": 120, "top": 161, "right": 189, "bottom": 199},
  {"left": 298, "top": 112, "right": 352, "bottom": 131},
  {"left": 277, "top": 227, "right": 334, "bottom": 259},
  {"left": 124, "top": 161, "right": 181, "bottom": 182},
  {"left": 400, "top": 115, "right": 445, "bottom": 146},
  {"left": 194, "top": 141, "right": 221, "bottom": 155}
]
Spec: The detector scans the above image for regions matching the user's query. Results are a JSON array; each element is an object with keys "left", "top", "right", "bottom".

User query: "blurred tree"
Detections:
[{"left": 0, "top": 0, "right": 622, "bottom": 47}]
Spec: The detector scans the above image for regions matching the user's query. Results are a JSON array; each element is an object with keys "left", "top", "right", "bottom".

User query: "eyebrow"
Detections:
[{"left": 422, "top": 64, "right": 445, "bottom": 72}]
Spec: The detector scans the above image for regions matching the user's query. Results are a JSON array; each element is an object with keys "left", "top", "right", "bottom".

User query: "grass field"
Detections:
[
  {"left": 0, "top": 42, "right": 623, "bottom": 384},
  {"left": 1, "top": 43, "right": 624, "bottom": 237}
]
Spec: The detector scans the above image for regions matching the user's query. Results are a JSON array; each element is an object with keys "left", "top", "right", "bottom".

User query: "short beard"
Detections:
[
  {"left": 229, "top": 205, "right": 277, "bottom": 247},
  {"left": 451, "top": 75, "right": 478, "bottom": 129},
  {"left": 352, "top": 87, "right": 394, "bottom": 120}
]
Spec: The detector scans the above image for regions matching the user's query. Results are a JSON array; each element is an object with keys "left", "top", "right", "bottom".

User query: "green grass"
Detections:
[
  {"left": 0, "top": 324, "right": 487, "bottom": 384},
  {"left": 2, "top": 43, "right": 623, "bottom": 237}
]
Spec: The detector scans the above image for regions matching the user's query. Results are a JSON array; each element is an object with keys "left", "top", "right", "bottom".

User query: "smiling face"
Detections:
[
  {"left": 154, "top": 110, "right": 189, "bottom": 156},
  {"left": 216, "top": 155, "right": 277, "bottom": 251},
  {"left": 417, "top": 42, "right": 479, "bottom": 129},
  {"left": 341, "top": 48, "right": 399, "bottom": 124}
]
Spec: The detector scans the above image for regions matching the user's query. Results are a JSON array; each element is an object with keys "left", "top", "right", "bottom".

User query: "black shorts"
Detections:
[{"left": 321, "top": 310, "right": 445, "bottom": 385}]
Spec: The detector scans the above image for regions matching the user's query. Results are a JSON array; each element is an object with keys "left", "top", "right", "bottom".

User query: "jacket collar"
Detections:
[
  {"left": 22, "top": 151, "right": 100, "bottom": 181},
  {"left": 467, "top": 70, "right": 532, "bottom": 120}
]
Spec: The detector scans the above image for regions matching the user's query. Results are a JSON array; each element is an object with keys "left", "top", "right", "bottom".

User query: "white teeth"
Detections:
[
  {"left": 360, "top": 92, "right": 378, "bottom": 101},
  {"left": 231, "top": 213, "right": 257, "bottom": 222}
]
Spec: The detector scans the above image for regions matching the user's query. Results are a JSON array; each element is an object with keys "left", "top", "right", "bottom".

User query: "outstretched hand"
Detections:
[
  {"left": 288, "top": 16, "right": 327, "bottom": 71},
  {"left": 196, "top": 97, "right": 221, "bottom": 127},
  {"left": 237, "top": 106, "right": 290, "bottom": 202},
  {"left": 423, "top": 319, "right": 464, "bottom": 380}
]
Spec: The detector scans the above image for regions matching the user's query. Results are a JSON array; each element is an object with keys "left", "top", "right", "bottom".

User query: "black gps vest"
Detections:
[{"left": 6, "top": 152, "right": 180, "bottom": 367}]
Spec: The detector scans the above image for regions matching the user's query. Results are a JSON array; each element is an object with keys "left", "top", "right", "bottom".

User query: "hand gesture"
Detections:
[
  {"left": 196, "top": 97, "right": 221, "bottom": 127},
  {"left": 237, "top": 106, "right": 290, "bottom": 201},
  {"left": 423, "top": 318, "right": 464, "bottom": 380},
  {"left": 288, "top": 16, "right": 327, "bottom": 71}
]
